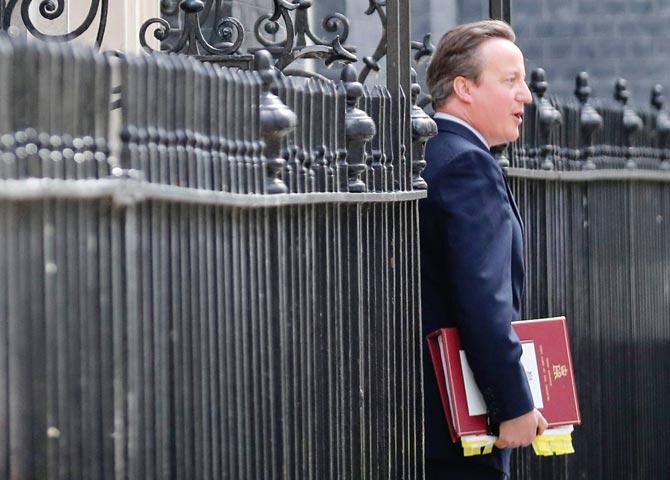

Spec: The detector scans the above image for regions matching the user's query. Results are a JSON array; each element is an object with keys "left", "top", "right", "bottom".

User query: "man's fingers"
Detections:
[
  {"left": 495, "top": 409, "right": 548, "bottom": 449},
  {"left": 494, "top": 437, "right": 513, "bottom": 449},
  {"left": 495, "top": 437, "right": 524, "bottom": 449}
]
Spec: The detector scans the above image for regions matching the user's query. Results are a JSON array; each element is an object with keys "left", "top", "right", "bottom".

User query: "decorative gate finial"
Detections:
[
  {"left": 650, "top": 84, "right": 670, "bottom": 170},
  {"left": 574, "top": 72, "right": 602, "bottom": 170},
  {"left": 614, "top": 78, "right": 643, "bottom": 169},
  {"left": 530, "top": 68, "right": 562, "bottom": 170},
  {"left": 342, "top": 64, "right": 376, "bottom": 192},
  {"left": 410, "top": 68, "right": 436, "bottom": 190},
  {"left": 256, "top": 49, "right": 296, "bottom": 193}
]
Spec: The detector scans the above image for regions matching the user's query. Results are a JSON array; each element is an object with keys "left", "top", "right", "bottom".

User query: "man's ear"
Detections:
[{"left": 452, "top": 76, "right": 472, "bottom": 104}]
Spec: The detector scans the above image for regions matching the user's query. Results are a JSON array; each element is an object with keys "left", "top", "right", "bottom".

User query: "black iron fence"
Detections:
[
  {"left": 0, "top": 33, "right": 428, "bottom": 479},
  {"left": 1, "top": 1, "right": 670, "bottom": 478},
  {"left": 510, "top": 173, "right": 670, "bottom": 480},
  {"left": 506, "top": 70, "right": 670, "bottom": 479},
  {"left": 511, "top": 69, "right": 670, "bottom": 172}
]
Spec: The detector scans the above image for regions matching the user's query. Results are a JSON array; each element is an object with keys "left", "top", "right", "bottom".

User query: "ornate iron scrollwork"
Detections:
[
  {"left": 253, "top": 0, "right": 356, "bottom": 71},
  {"left": 358, "top": 0, "right": 434, "bottom": 84},
  {"left": 1, "top": 0, "right": 109, "bottom": 47},
  {"left": 140, "top": 0, "right": 243, "bottom": 57},
  {"left": 411, "top": 33, "right": 434, "bottom": 63},
  {"left": 358, "top": 0, "right": 385, "bottom": 83},
  {"left": 141, "top": 0, "right": 354, "bottom": 71}
]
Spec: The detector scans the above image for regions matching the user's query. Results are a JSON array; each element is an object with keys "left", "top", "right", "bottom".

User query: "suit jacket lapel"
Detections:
[
  {"left": 501, "top": 170, "right": 524, "bottom": 235},
  {"left": 434, "top": 117, "right": 525, "bottom": 234}
]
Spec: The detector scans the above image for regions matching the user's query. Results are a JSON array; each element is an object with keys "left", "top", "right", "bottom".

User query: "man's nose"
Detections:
[{"left": 518, "top": 81, "right": 533, "bottom": 104}]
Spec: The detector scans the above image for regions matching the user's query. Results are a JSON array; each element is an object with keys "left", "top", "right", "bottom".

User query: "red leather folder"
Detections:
[{"left": 427, "top": 316, "right": 581, "bottom": 443}]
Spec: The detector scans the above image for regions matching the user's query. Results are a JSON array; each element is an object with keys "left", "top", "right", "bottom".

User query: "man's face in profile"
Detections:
[{"left": 467, "top": 38, "right": 532, "bottom": 147}]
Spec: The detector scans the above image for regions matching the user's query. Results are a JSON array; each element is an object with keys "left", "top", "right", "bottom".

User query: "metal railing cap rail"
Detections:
[
  {"left": 0, "top": 175, "right": 426, "bottom": 207},
  {"left": 506, "top": 166, "right": 670, "bottom": 183}
]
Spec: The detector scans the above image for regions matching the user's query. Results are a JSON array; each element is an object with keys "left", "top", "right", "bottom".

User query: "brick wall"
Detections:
[
  {"left": 298, "top": 0, "right": 670, "bottom": 107},
  {"left": 456, "top": 0, "right": 670, "bottom": 106}
]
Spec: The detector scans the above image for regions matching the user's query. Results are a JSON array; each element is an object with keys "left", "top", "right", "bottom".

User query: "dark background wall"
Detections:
[
  {"left": 311, "top": 0, "right": 670, "bottom": 106},
  {"left": 230, "top": 0, "right": 670, "bottom": 107},
  {"left": 457, "top": 0, "right": 670, "bottom": 107}
]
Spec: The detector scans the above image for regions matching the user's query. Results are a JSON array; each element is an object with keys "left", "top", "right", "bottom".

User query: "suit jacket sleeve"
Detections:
[{"left": 435, "top": 149, "right": 534, "bottom": 424}]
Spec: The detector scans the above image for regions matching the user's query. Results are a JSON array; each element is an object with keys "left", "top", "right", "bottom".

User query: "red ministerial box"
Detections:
[{"left": 426, "top": 316, "right": 581, "bottom": 442}]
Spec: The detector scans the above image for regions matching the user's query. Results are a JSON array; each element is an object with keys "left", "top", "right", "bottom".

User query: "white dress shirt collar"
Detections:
[{"left": 433, "top": 112, "right": 489, "bottom": 149}]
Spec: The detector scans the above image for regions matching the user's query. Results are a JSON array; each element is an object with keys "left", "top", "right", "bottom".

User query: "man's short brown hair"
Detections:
[{"left": 426, "top": 20, "right": 516, "bottom": 109}]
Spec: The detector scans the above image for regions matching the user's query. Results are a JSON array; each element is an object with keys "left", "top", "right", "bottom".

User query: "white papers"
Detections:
[
  {"left": 460, "top": 351, "right": 488, "bottom": 415},
  {"left": 541, "top": 425, "right": 574, "bottom": 436},
  {"left": 520, "top": 342, "right": 544, "bottom": 409},
  {"left": 460, "top": 341, "right": 544, "bottom": 416}
]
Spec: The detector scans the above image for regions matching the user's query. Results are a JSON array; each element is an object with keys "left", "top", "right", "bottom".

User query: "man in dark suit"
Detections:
[{"left": 420, "top": 21, "right": 548, "bottom": 479}]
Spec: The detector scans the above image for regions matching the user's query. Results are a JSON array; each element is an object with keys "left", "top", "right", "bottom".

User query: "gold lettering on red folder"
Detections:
[{"left": 553, "top": 364, "right": 568, "bottom": 380}]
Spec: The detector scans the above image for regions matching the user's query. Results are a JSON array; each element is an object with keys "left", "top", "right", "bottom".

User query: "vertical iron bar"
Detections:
[
  {"left": 110, "top": 193, "right": 127, "bottom": 480},
  {"left": 489, "top": 0, "right": 511, "bottom": 23}
]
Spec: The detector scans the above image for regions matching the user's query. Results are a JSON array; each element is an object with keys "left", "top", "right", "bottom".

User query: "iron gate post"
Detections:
[{"left": 489, "top": 0, "right": 511, "bottom": 23}]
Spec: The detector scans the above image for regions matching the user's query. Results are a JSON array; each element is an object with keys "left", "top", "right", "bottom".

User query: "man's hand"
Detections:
[{"left": 494, "top": 409, "right": 548, "bottom": 449}]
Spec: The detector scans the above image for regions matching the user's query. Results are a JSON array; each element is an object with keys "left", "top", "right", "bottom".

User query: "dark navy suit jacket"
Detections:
[{"left": 420, "top": 118, "right": 534, "bottom": 474}]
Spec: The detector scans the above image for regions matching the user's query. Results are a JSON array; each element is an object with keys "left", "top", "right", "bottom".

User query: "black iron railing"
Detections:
[
  {"left": 2, "top": 1, "right": 670, "bottom": 479},
  {"left": 0, "top": 31, "right": 428, "bottom": 479},
  {"left": 502, "top": 70, "right": 670, "bottom": 480}
]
